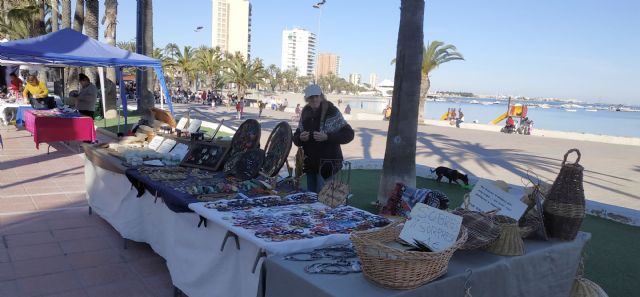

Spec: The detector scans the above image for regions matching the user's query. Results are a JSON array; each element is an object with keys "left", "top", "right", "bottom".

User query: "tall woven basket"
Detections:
[
  {"left": 350, "top": 221, "right": 467, "bottom": 289},
  {"left": 543, "top": 149, "right": 585, "bottom": 240}
]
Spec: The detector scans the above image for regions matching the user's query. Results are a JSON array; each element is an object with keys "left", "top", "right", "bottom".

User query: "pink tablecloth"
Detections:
[{"left": 24, "top": 110, "right": 96, "bottom": 149}]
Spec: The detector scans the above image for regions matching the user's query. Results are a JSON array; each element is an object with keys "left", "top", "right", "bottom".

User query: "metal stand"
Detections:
[
  {"left": 252, "top": 248, "right": 267, "bottom": 274},
  {"left": 88, "top": 206, "right": 92, "bottom": 215},
  {"left": 220, "top": 231, "right": 240, "bottom": 252},
  {"left": 197, "top": 216, "right": 207, "bottom": 228}
]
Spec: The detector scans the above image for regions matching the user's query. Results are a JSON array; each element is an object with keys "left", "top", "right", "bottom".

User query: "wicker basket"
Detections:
[
  {"left": 571, "top": 278, "right": 609, "bottom": 297},
  {"left": 518, "top": 210, "right": 542, "bottom": 238},
  {"left": 452, "top": 208, "right": 501, "bottom": 250},
  {"left": 350, "top": 221, "right": 468, "bottom": 289},
  {"left": 484, "top": 215, "right": 524, "bottom": 256},
  {"left": 543, "top": 149, "right": 586, "bottom": 241}
]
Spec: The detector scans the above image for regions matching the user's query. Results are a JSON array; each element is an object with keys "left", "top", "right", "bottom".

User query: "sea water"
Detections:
[{"left": 342, "top": 97, "right": 640, "bottom": 138}]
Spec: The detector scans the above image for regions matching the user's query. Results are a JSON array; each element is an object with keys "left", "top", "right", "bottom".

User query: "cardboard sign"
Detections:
[
  {"left": 176, "top": 117, "right": 189, "bottom": 130},
  {"left": 156, "top": 139, "right": 177, "bottom": 154},
  {"left": 399, "top": 203, "right": 462, "bottom": 252},
  {"left": 147, "top": 136, "right": 165, "bottom": 151},
  {"left": 466, "top": 180, "right": 528, "bottom": 220},
  {"left": 170, "top": 143, "right": 189, "bottom": 160}
]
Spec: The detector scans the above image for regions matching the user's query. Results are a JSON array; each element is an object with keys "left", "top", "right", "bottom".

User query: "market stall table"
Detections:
[
  {"left": 24, "top": 109, "right": 96, "bottom": 149},
  {"left": 265, "top": 232, "right": 591, "bottom": 297}
]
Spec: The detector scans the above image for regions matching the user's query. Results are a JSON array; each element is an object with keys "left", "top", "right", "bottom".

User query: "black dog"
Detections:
[{"left": 431, "top": 167, "right": 469, "bottom": 185}]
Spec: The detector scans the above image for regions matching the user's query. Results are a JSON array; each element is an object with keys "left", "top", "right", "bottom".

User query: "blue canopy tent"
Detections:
[{"left": 0, "top": 28, "right": 174, "bottom": 127}]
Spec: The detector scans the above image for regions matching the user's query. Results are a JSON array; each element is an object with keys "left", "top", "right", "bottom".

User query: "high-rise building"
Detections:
[
  {"left": 369, "top": 73, "right": 377, "bottom": 88},
  {"left": 281, "top": 28, "right": 316, "bottom": 77},
  {"left": 349, "top": 73, "right": 361, "bottom": 85},
  {"left": 316, "top": 53, "right": 340, "bottom": 77},
  {"left": 212, "top": 0, "right": 251, "bottom": 59}
]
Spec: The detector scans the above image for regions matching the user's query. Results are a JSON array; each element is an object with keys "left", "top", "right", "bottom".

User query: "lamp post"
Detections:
[{"left": 313, "top": 0, "right": 326, "bottom": 84}]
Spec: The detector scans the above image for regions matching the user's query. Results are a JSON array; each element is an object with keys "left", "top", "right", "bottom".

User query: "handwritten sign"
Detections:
[
  {"left": 147, "top": 136, "right": 165, "bottom": 151},
  {"left": 187, "top": 119, "right": 202, "bottom": 134},
  {"left": 170, "top": 143, "right": 189, "bottom": 160},
  {"left": 466, "top": 180, "right": 527, "bottom": 220},
  {"left": 399, "top": 203, "right": 462, "bottom": 252},
  {"left": 156, "top": 139, "right": 177, "bottom": 154},
  {"left": 176, "top": 117, "right": 189, "bottom": 130}
]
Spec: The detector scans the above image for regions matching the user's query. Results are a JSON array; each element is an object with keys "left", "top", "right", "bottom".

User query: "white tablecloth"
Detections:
[
  {"left": 189, "top": 202, "right": 354, "bottom": 256},
  {"left": 85, "top": 159, "right": 263, "bottom": 297}
]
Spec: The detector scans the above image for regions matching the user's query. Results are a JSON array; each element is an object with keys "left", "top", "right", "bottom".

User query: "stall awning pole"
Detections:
[
  {"left": 154, "top": 66, "right": 173, "bottom": 115},
  {"left": 98, "top": 67, "right": 106, "bottom": 127},
  {"left": 116, "top": 67, "right": 128, "bottom": 128}
]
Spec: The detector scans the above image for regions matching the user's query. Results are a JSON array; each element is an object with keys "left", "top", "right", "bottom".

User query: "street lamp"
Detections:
[{"left": 313, "top": 1, "right": 326, "bottom": 83}]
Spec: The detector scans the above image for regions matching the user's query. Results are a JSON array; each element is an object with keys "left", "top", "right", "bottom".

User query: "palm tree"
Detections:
[
  {"left": 67, "top": 0, "right": 84, "bottom": 94},
  {"left": 164, "top": 43, "right": 180, "bottom": 59},
  {"left": 137, "top": 0, "right": 155, "bottom": 122},
  {"left": 60, "top": 0, "right": 70, "bottom": 28},
  {"left": 223, "top": 53, "right": 265, "bottom": 98},
  {"left": 0, "top": 4, "right": 35, "bottom": 39},
  {"left": 50, "top": 0, "right": 58, "bottom": 31},
  {"left": 102, "top": 0, "right": 118, "bottom": 118},
  {"left": 377, "top": 0, "right": 425, "bottom": 204},
  {"left": 392, "top": 40, "right": 464, "bottom": 124},
  {"left": 195, "top": 46, "right": 224, "bottom": 90},
  {"left": 281, "top": 68, "right": 297, "bottom": 92},
  {"left": 84, "top": 0, "right": 98, "bottom": 82},
  {"left": 173, "top": 46, "right": 197, "bottom": 92},
  {"left": 265, "top": 64, "right": 282, "bottom": 92},
  {"left": 72, "top": 0, "right": 83, "bottom": 31}
]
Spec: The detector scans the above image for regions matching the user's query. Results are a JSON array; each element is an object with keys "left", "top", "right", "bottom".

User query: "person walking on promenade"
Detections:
[{"left": 293, "top": 85, "right": 354, "bottom": 193}]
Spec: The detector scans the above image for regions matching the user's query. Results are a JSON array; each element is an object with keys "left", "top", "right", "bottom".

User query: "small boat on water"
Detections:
[
  {"left": 585, "top": 109, "right": 598, "bottom": 112},
  {"left": 565, "top": 109, "right": 578, "bottom": 112},
  {"left": 469, "top": 100, "right": 480, "bottom": 104},
  {"left": 539, "top": 104, "right": 551, "bottom": 109}
]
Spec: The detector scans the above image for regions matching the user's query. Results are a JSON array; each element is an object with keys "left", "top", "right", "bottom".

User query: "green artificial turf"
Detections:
[
  {"left": 94, "top": 111, "right": 141, "bottom": 135},
  {"left": 303, "top": 169, "right": 639, "bottom": 297}
]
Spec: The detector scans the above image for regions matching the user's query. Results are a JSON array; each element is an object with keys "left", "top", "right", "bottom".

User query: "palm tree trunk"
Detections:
[
  {"left": 377, "top": 0, "right": 424, "bottom": 204},
  {"left": 67, "top": 0, "right": 84, "bottom": 96},
  {"left": 61, "top": 0, "right": 71, "bottom": 28},
  {"left": 84, "top": 0, "right": 99, "bottom": 85},
  {"left": 50, "top": 0, "right": 59, "bottom": 31},
  {"left": 136, "top": 0, "right": 155, "bottom": 122},
  {"left": 73, "top": 0, "right": 84, "bottom": 30},
  {"left": 33, "top": 0, "right": 46, "bottom": 36},
  {"left": 418, "top": 74, "right": 429, "bottom": 124},
  {"left": 103, "top": 0, "right": 118, "bottom": 119}
]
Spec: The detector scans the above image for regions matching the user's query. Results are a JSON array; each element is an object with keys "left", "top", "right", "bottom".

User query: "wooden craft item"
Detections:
[{"left": 181, "top": 141, "right": 231, "bottom": 171}]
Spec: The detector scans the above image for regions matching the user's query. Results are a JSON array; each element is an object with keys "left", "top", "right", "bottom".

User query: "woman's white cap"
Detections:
[{"left": 304, "top": 84, "right": 322, "bottom": 98}]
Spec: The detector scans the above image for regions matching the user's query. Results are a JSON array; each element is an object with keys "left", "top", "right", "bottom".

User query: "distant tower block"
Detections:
[{"left": 212, "top": 0, "right": 251, "bottom": 59}]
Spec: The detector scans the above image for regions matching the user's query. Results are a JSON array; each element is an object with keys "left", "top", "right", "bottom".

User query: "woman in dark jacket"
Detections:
[{"left": 293, "top": 85, "right": 354, "bottom": 193}]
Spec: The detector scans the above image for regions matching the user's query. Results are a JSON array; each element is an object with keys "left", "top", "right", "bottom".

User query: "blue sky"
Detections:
[{"left": 108, "top": 0, "right": 640, "bottom": 104}]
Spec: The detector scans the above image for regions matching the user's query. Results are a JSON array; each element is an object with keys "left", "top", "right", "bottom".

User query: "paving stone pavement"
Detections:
[{"left": 0, "top": 125, "right": 174, "bottom": 297}]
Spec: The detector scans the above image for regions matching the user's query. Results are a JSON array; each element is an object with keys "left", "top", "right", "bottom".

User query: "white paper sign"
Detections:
[
  {"left": 176, "top": 117, "right": 189, "bottom": 130},
  {"left": 466, "top": 180, "right": 528, "bottom": 220},
  {"left": 399, "top": 203, "right": 462, "bottom": 252},
  {"left": 147, "top": 136, "right": 165, "bottom": 151},
  {"left": 157, "top": 139, "right": 177, "bottom": 154},
  {"left": 170, "top": 143, "right": 189, "bottom": 160},
  {"left": 187, "top": 119, "right": 202, "bottom": 134}
]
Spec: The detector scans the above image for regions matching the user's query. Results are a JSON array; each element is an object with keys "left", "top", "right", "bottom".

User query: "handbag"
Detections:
[{"left": 317, "top": 160, "right": 351, "bottom": 208}]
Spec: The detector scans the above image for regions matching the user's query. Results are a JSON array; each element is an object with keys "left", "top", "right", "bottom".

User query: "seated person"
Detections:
[
  {"left": 8, "top": 73, "right": 23, "bottom": 99},
  {"left": 71, "top": 73, "right": 98, "bottom": 118},
  {"left": 23, "top": 75, "right": 52, "bottom": 108},
  {"left": 505, "top": 116, "right": 515, "bottom": 128}
]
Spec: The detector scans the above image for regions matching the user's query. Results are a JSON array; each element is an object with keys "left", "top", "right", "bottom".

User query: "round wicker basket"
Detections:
[{"left": 350, "top": 221, "right": 467, "bottom": 289}]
